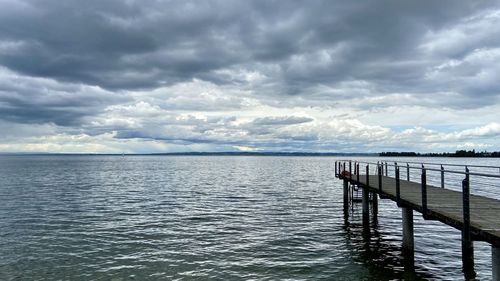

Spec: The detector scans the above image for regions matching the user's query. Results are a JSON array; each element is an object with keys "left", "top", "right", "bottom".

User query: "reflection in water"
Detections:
[{"left": 344, "top": 201, "right": 433, "bottom": 281}]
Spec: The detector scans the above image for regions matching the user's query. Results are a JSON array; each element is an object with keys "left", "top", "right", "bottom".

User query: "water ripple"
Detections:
[{"left": 1, "top": 155, "right": 499, "bottom": 280}]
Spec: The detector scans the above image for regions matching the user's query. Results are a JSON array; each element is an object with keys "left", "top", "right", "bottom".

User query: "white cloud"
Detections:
[
  {"left": 233, "top": 145, "right": 258, "bottom": 152},
  {"left": 420, "top": 9, "right": 500, "bottom": 56}
]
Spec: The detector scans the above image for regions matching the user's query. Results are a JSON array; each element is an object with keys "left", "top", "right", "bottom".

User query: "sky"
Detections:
[{"left": 0, "top": 0, "right": 500, "bottom": 153}]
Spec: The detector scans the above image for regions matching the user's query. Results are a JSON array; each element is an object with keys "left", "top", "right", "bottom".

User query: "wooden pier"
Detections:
[{"left": 335, "top": 160, "right": 500, "bottom": 280}]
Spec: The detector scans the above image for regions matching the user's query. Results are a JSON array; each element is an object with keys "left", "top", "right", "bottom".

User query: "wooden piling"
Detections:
[
  {"left": 343, "top": 179, "right": 349, "bottom": 215},
  {"left": 493, "top": 246, "right": 500, "bottom": 281},
  {"left": 402, "top": 207, "right": 414, "bottom": 270},
  {"left": 363, "top": 165, "right": 370, "bottom": 225},
  {"left": 362, "top": 187, "right": 370, "bottom": 225}
]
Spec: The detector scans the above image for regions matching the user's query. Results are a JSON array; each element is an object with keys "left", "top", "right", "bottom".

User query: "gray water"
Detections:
[{"left": 0, "top": 156, "right": 499, "bottom": 280}]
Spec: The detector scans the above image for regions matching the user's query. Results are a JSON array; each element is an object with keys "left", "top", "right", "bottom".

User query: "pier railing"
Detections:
[
  {"left": 335, "top": 160, "right": 500, "bottom": 197},
  {"left": 335, "top": 159, "right": 500, "bottom": 233}
]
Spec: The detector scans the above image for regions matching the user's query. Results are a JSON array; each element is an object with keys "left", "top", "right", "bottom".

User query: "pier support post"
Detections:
[
  {"left": 372, "top": 192, "right": 378, "bottom": 222},
  {"left": 462, "top": 238, "right": 475, "bottom": 279},
  {"left": 402, "top": 207, "right": 414, "bottom": 270},
  {"left": 362, "top": 187, "right": 370, "bottom": 226},
  {"left": 493, "top": 246, "right": 500, "bottom": 281},
  {"left": 343, "top": 179, "right": 349, "bottom": 216}
]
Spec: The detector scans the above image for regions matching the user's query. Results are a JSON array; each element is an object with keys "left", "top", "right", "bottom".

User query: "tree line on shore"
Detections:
[{"left": 380, "top": 150, "right": 500, "bottom": 157}]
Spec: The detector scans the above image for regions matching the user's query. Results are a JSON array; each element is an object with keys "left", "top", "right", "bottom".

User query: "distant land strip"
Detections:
[{"left": 380, "top": 150, "right": 500, "bottom": 157}]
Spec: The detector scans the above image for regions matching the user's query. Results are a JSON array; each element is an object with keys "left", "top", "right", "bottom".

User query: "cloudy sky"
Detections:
[{"left": 1, "top": 0, "right": 499, "bottom": 153}]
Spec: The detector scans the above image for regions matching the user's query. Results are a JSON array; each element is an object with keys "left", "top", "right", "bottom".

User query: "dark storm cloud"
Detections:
[
  {"left": 0, "top": 0, "right": 249, "bottom": 89},
  {"left": 0, "top": 0, "right": 496, "bottom": 91},
  {"left": 0, "top": 69, "right": 127, "bottom": 125}
]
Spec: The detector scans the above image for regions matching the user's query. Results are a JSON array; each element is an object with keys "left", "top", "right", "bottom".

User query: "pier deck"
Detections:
[
  {"left": 341, "top": 174, "right": 500, "bottom": 247},
  {"left": 336, "top": 160, "right": 500, "bottom": 279}
]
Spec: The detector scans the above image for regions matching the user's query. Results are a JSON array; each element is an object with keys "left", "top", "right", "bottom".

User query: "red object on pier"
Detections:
[{"left": 341, "top": 170, "right": 351, "bottom": 177}]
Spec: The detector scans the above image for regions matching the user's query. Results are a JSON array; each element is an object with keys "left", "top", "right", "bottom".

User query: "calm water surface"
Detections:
[{"left": 0, "top": 156, "right": 499, "bottom": 280}]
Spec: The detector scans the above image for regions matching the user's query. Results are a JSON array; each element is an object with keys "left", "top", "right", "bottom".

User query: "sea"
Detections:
[{"left": 1, "top": 155, "right": 499, "bottom": 280}]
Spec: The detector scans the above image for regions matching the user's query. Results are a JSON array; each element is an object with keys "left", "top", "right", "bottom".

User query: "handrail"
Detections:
[
  {"left": 339, "top": 159, "right": 500, "bottom": 170},
  {"left": 390, "top": 160, "right": 500, "bottom": 170},
  {"left": 338, "top": 160, "right": 500, "bottom": 179}
]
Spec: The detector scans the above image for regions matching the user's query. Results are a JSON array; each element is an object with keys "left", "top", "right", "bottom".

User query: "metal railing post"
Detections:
[
  {"left": 349, "top": 161, "right": 352, "bottom": 180},
  {"left": 385, "top": 162, "right": 388, "bottom": 176},
  {"left": 462, "top": 167, "right": 471, "bottom": 243},
  {"left": 335, "top": 161, "right": 338, "bottom": 176},
  {"left": 366, "top": 164, "right": 369, "bottom": 186},
  {"left": 378, "top": 163, "right": 382, "bottom": 192},
  {"left": 421, "top": 165, "right": 428, "bottom": 219},
  {"left": 407, "top": 163, "right": 410, "bottom": 181},
  {"left": 441, "top": 165, "right": 445, "bottom": 189},
  {"left": 357, "top": 163, "right": 360, "bottom": 182},
  {"left": 396, "top": 166, "right": 401, "bottom": 206}
]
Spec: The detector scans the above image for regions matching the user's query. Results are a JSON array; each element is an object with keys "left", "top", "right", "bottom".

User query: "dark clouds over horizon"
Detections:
[{"left": 0, "top": 0, "right": 499, "bottom": 153}]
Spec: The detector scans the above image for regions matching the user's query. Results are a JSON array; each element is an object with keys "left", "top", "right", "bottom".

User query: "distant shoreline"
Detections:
[
  {"left": 0, "top": 151, "right": 499, "bottom": 158},
  {"left": 380, "top": 150, "right": 500, "bottom": 158}
]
